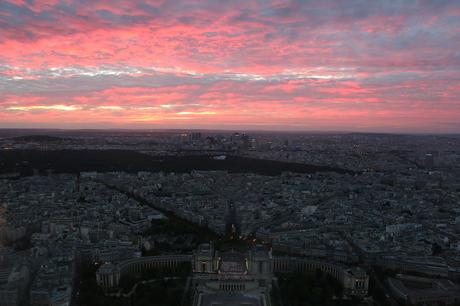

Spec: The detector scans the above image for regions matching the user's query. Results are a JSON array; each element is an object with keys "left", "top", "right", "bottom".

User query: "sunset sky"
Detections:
[{"left": 1, "top": 0, "right": 459, "bottom": 132}]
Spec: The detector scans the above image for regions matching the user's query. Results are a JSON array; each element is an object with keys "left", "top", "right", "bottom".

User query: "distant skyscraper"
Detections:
[
  {"left": 190, "top": 132, "right": 201, "bottom": 141},
  {"left": 424, "top": 153, "right": 434, "bottom": 169},
  {"left": 241, "top": 133, "right": 250, "bottom": 150}
]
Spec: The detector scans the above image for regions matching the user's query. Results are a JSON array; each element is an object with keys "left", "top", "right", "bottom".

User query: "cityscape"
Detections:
[
  {"left": 0, "top": 130, "right": 460, "bottom": 305},
  {"left": 1, "top": 0, "right": 460, "bottom": 305}
]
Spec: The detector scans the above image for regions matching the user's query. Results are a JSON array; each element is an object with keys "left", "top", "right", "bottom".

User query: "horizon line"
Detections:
[{"left": 0, "top": 127, "right": 459, "bottom": 136}]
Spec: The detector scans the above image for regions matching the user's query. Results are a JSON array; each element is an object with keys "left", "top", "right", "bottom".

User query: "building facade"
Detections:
[
  {"left": 96, "top": 243, "right": 369, "bottom": 305},
  {"left": 192, "top": 243, "right": 272, "bottom": 306}
]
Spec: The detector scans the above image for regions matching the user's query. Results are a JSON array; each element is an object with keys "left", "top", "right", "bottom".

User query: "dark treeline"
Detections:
[{"left": 0, "top": 149, "right": 353, "bottom": 176}]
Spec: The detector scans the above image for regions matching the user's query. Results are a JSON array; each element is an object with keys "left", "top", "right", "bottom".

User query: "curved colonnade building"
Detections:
[
  {"left": 96, "top": 243, "right": 368, "bottom": 306},
  {"left": 96, "top": 254, "right": 191, "bottom": 288}
]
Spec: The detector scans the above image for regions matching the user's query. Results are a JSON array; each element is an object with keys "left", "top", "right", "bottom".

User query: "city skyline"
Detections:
[{"left": 1, "top": 0, "right": 460, "bottom": 132}]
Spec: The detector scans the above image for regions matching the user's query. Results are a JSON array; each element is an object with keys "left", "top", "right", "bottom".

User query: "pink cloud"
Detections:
[{"left": 0, "top": 0, "right": 459, "bottom": 131}]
